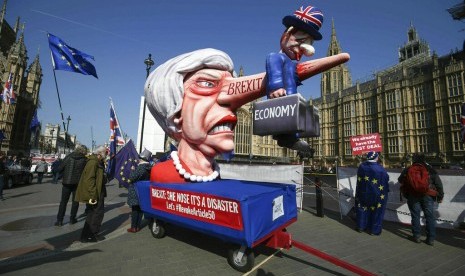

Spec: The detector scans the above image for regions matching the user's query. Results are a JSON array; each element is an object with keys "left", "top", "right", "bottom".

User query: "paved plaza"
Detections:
[{"left": 0, "top": 176, "right": 464, "bottom": 275}]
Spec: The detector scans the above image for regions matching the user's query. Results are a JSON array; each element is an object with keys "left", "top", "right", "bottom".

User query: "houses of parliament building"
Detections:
[
  {"left": 232, "top": 21, "right": 465, "bottom": 169},
  {"left": 0, "top": 0, "right": 43, "bottom": 156}
]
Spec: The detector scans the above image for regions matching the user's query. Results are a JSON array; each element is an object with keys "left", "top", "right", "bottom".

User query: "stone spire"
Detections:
[
  {"left": 26, "top": 54, "right": 43, "bottom": 104},
  {"left": 321, "top": 19, "right": 352, "bottom": 96},
  {"left": 326, "top": 18, "right": 342, "bottom": 56},
  {"left": 0, "top": 0, "right": 7, "bottom": 40},
  {"left": 14, "top": 16, "right": 19, "bottom": 34}
]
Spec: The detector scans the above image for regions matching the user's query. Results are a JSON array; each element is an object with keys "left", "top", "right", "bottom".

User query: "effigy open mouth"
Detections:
[{"left": 208, "top": 115, "right": 237, "bottom": 134}]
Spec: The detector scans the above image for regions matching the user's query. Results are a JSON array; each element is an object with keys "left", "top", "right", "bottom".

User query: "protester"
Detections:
[
  {"left": 398, "top": 153, "right": 444, "bottom": 246},
  {"left": 0, "top": 154, "right": 6, "bottom": 200},
  {"left": 7, "top": 155, "right": 18, "bottom": 167},
  {"left": 264, "top": 4, "right": 323, "bottom": 153},
  {"left": 54, "top": 145, "right": 88, "bottom": 227},
  {"left": 127, "top": 149, "right": 153, "bottom": 233},
  {"left": 75, "top": 146, "right": 108, "bottom": 243},
  {"left": 35, "top": 158, "right": 48, "bottom": 184},
  {"left": 51, "top": 158, "right": 63, "bottom": 184},
  {"left": 354, "top": 152, "right": 389, "bottom": 235}
]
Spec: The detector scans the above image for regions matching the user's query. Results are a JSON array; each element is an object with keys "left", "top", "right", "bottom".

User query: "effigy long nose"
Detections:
[
  {"left": 217, "top": 53, "right": 350, "bottom": 111},
  {"left": 218, "top": 73, "right": 267, "bottom": 111}
]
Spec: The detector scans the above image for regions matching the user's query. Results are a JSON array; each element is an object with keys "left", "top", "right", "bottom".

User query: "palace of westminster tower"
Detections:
[
  {"left": 232, "top": 20, "right": 465, "bottom": 168},
  {"left": 0, "top": 0, "right": 43, "bottom": 156}
]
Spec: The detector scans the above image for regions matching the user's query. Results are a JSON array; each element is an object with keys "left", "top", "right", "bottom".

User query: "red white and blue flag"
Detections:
[
  {"left": 2, "top": 73, "right": 16, "bottom": 104},
  {"left": 294, "top": 6, "right": 323, "bottom": 28},
  {"left": 109, "top": 102, "right": 125, "bottom": 147},
  {"left": 107, "top": 101, "right": 125, "bottom": 179},
  {"left": 460, "top": 103, "right": 465, "bottom": 144}
]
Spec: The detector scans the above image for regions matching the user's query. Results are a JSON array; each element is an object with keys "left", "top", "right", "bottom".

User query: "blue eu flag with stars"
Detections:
[
  {"left": 47, "top": 33, "right": 98, "bottom": 79},
  {"left": 114, "top": 139, "right": 140, "bottom": 188}
]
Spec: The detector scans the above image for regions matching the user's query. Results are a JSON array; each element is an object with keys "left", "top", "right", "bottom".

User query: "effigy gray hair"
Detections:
[{"left": 144, "top": 48, "right": 235, "bottom": 140}]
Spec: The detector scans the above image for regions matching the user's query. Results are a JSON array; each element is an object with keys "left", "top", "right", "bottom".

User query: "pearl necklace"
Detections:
[{"left": 171, "top": 151, "right": 219, "bottom": 182}]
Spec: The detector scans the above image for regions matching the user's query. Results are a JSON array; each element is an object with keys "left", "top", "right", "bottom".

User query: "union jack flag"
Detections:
[
  {"left": 461, "top": 103, "right": 465, "bottom": 144},
  {"left": 2, "top": 73, "right": 16, "bottom": 104},
  {"left": 108, "top": 101, "right": 125, "bottom": 179},
  {"left": 110, "top": 102, "right": 125, "bottom": 147},
  {"left": 294, "top": 6, "right": 323, "bottom": 28}
]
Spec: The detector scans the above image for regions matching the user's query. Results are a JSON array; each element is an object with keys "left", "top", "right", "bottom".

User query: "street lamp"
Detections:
[
  {"left": 139, "top": 54, "right": 155, "bottom": 153},
  {"left": 145, "top": 54, "right": 154, "bottom": 78},
  {"left": 66, "top": 115, "right": 71, "bottom": 153}
]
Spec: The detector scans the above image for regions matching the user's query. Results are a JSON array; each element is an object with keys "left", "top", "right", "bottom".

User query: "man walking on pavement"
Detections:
[
  {"left": 35, "top": 158, "right": 48, "bottom": 184},
  {"left": 398, "top": 153, "right": 444, "bottom": 246},
  {"left": 75, "top": 146, "right": 108, "bottom": 243},
  {"left": 54, "top": 145, "right": 88, "bottom": 226}
]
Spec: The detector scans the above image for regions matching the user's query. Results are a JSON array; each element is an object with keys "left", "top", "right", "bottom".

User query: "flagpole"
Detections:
[{"left": 51, "top": 67, "right": 69, "bottom": 148}]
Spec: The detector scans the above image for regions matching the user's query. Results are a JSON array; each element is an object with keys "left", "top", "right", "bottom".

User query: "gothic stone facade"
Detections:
[{"left": 0, "top": 1, "right": 43, "bottom": 156}]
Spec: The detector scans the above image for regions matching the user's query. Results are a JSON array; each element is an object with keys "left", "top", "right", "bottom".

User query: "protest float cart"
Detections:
[
  {"left": 136, "top": 179, "right": 298, "bottom": 272},
  {"left": 136, "top": 180, "right": 376, "bottom": 275}
]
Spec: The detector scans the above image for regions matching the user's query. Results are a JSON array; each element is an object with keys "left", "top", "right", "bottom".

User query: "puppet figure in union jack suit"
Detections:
[{"left": 266, "top": 5, "right": 324, "bottom": 152}]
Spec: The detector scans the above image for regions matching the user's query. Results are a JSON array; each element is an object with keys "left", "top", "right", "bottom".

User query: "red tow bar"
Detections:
[{"left": 292, "top": 240, "right": 377, "bottom": 276}]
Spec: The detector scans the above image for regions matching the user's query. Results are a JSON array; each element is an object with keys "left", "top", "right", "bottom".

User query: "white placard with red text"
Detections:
[{"left": 350, "top": 133, "right": 382, "bottom": 155}]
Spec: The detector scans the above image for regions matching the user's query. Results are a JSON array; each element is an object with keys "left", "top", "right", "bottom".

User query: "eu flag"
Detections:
[
  {"left": 47, "top": 33, "right": 98, "bottom": 79},
  {"left": 114, "top": 139, "right": 139, "bottom": 188},
  {"left": 30, "top": 110, "right": 40, "bottom": 131}
]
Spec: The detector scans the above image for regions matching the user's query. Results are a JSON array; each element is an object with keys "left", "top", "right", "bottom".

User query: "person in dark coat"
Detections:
[
  {"left": 54, "top": 145, "right": 88, "bottom": 226},
  {"left": 127, "top": 149, "right": 153, "bottom": 233},
  {"left": 355, "top": 152, "right": 390, "bottom": 235},
  {"left": 51, "top": 158, "right": 63, "bottom": 184},
  {"left": 75, "top": 146, "right": 108, "bottom": 243},
  {"left": 398, "top": 153, "right": 444, "bottom": 246}
]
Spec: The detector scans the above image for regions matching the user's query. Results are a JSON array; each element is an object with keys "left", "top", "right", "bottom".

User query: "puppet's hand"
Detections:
[
  {"left": 88, "top": 199, "right": 97, "bottom": 205},
  {"left": 269, "top": 88, "right": 287, "bottom": 98}
]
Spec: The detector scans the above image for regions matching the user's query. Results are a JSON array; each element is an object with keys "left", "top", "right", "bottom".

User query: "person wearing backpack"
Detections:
[
  {"left": 54, "top": 145, "right": 88, "bottom": 226},
  {"left": 398, "top": 153, "right": 444, "bottom": 246},
  {"left": 354, "top": 152, "right": 390, "bottom": 235},
  {"left": 126, "top": 149, "right": 153, "bottom": 233}
]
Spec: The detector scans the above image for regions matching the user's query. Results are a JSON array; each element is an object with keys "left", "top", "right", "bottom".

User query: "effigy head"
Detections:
[
  {"left": 144, "top": 48, "right": 235, "bottom": 142},
  {"left": 282, "top": 5, "right": 324, "bottom": 41}
]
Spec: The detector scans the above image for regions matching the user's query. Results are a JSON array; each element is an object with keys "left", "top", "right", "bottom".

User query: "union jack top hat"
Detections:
[{"left": 282, "top": 5, "right": 324, "bottom": 40}]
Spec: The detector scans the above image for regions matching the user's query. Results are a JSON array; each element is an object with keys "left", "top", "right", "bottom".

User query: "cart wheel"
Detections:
[
  {"left": 149, "top": 219, "right": 166, "bottom": 239},
  {"left": 227, "top": 245, "right": 255, "bottom": 273}
]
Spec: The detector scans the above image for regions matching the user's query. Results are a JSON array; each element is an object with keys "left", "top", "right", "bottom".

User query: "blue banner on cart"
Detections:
[{"left": 136, "top": 180, "right": 298, "bottom": 247}]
